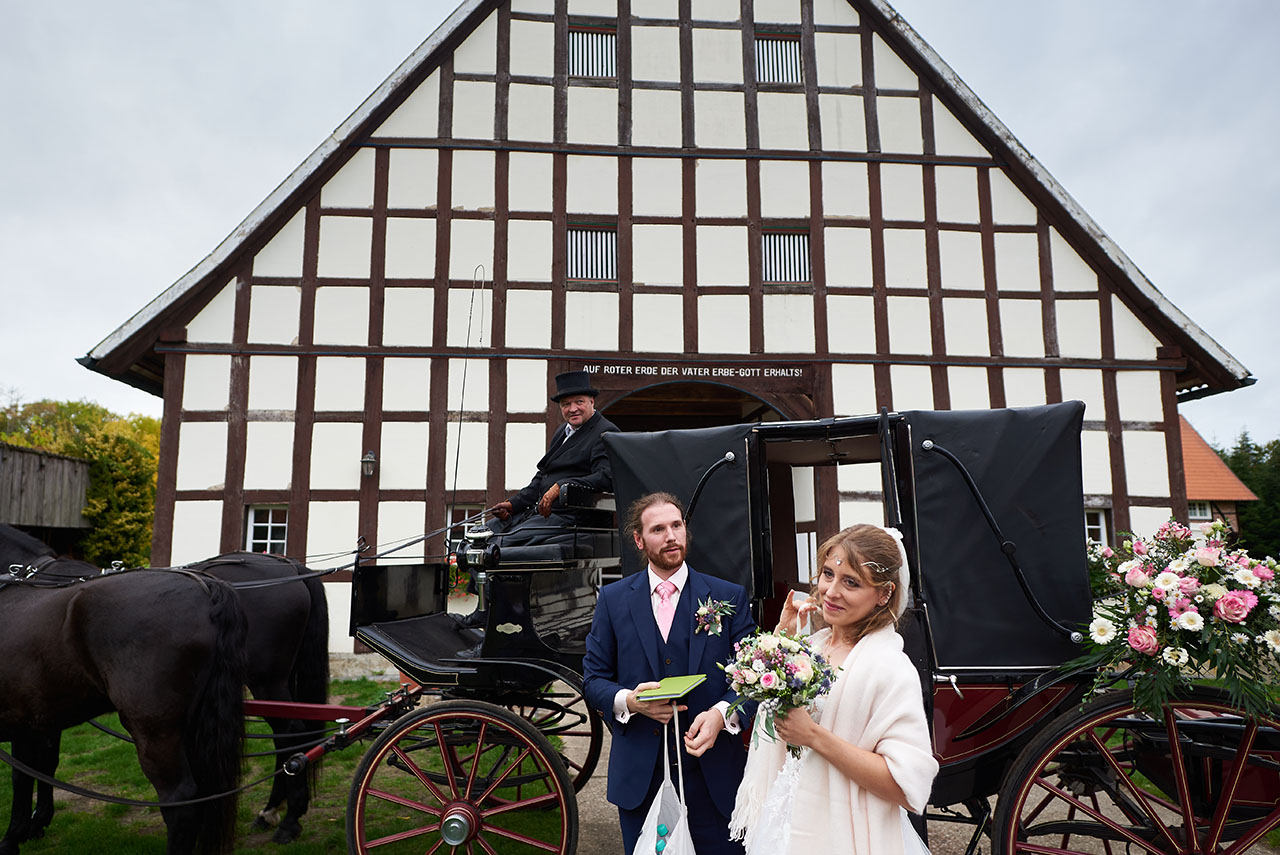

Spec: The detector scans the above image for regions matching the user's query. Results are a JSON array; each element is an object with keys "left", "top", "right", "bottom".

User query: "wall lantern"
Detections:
[{"left": 360, "top": 451, "right": 377, "bottom": 477}]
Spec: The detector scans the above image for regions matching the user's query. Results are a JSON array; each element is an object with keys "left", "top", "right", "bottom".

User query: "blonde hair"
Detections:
[{"left": 813, "top": 524, "right": 905, "bottom": 644}]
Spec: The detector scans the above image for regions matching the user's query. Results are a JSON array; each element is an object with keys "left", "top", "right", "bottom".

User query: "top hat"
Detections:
[{"left": 550, "top": 370, "right": 599, "bottom": 402}]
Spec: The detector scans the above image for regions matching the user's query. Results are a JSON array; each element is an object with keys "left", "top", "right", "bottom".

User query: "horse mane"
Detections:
[{"left": 0, "top": 523, "right": 56, "bottom": 559}]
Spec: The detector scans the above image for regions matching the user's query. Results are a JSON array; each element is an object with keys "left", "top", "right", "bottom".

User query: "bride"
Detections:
[{"left": 729, "top": 524, "right": 938, "bottom": 855}]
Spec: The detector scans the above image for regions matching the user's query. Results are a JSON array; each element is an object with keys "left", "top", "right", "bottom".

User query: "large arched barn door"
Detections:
[{"left": 599, "top": 380, "right": 787, "bottom": 432}]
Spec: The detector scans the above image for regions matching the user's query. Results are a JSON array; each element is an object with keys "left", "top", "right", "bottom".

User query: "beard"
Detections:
[{"left": 645, "top": 540, "right": 686, "bottom": 573}]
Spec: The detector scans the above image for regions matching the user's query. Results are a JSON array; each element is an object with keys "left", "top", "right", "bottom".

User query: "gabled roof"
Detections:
[
  {"left": 1180, "top": 416, "right": 1257, "bottom": 503},
  {"left": 82, "top": 0, "right": 1253, "bottom": 401}
]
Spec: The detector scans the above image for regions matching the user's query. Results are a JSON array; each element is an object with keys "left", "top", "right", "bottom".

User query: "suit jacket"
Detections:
[
  {"left": 509, "top": 411, "right": 619, "bottom": 515},
  {"left": 583, "top": 566, "right": 756, "bottom": 815}
]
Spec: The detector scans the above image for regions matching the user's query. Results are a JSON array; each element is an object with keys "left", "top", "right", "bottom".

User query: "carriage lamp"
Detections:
[{"left": 360, "top": 451, "right": 377, "bottom": 477}]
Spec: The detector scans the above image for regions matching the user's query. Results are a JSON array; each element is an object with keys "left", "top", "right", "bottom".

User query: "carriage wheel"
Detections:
[
  {"left": 346, "top": 699, "right": 578, "bottom": 855},
  {"left": 992, "top": 686, "right": 1280, "bottom": 854},
  {"left": 504, "top": 683, "right": 604, "bottom": 793}
]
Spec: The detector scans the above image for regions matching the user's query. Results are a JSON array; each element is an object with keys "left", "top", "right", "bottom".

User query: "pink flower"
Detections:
[
  {"left": 1256, "top": 566, "right": 1274, "bottom": 581},
  {"left": 1168, "top": 597, "right": 1194, "bottom": 618},
  {"left": 1127, "top": 626, "right": 1159, "bottom": 656},
  {"left": 1101, "top": 547, "right": 1114, "bottom": 558},
  {"left": 1133, "top": 540, "right": 1148, "bottom": 556},
  {"left": 759, "top": 672, "right": 778, "bottom": 690},
  {"left": 1195, "top": 546, "right": 1221, "bottom": 567},
  {"left": 1124, "top": 565, "right": 1151, "bottom": 587},
  {"left": 1214, "top": 590, "right": 1258, "bottom": 623},
  {"left": 1151, "top": 587, "right": 1166, "bottom": 601},
  {"left": 1179, "top": 576, "right": 1201, "bottom": 594}
]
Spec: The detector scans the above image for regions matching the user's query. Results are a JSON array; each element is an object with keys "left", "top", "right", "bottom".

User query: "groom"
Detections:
[{"left": 583, "top": 492, "right": 755, "bottom": 855}]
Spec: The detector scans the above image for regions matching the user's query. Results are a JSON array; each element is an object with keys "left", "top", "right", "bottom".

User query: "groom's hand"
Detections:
[
  {"left": 627, "top": 683, "right": 686, "bottom": 723},
  {"left": 682, "top": 709, "right": 724, "bottom": 756}
]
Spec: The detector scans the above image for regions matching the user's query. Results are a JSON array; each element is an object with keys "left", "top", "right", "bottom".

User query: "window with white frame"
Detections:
[
  {"left": 1187, "top": 501, "right": 1211, "bottom": 520},
  {"left": 567, "top": 226, "right": 618, "bottom": 282},
  {"left": 762, "top": 229, "right": 811, "bottom": 284},
  {"left": 755, "top": 33, "right": 802, "bottom": 84},
  {"left": 1084, "top": 509, "right": 1110, "bottom": 546},
  {"left": 246, "top": 506, "right": 288, "bottom": 554},
  {"left": 569, "top": 26, "right": 617, "bottom": 78}
]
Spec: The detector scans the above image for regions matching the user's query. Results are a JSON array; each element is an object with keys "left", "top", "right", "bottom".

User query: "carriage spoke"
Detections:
[
  {"left": 465, "top": 722, "right": 488, "bottom": 798},
  {"left": 480, "top": 823, "right": 564, "bottom": 852},
  {"left": 363, "top": 821, "right": 442, "bottom": 849},
  {"left": 480, "top": 791, "right": 563, "bottom": 816},
  {"left": 391, "top": 745, "right": 451, "bottom": 806},
  {"left": 1204, "top": 719, "right": 1257, "bottom": 851},
  {"left": 1032, "top": 777, "right": 1165, "bottom": 854},
  {"left": 1220, "top": 803, "right": 1280, "bottom": 855},
  {"left": 1085, "top": 730, "right": 1179, "bottom": 852},
  {"left": 366, "top": 786, "right": 445, "bottom": 816},
  {"left": 1162, "top": 707, "right": 1200, "bottom": 851},
  {"left": 475, "top": 747, "right": 536, "bottom": 803},
  {"left": 1022, "top": 790, "right": 1055, "bottom": 826}
]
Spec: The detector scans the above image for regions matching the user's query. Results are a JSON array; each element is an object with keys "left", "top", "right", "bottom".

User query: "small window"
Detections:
[
  {"left": 567, "top": 226, "right": 618, "bottom": 282},
  {"left": 569, "top": 26, "right": 617, "bottom": 78},
  {"left": 1084, "top": 509, "right": 1110, "bottom": 546},
  {"left": 762, "top": 230, "right": 811, "bottom": 285},
  {"left": 446, "top": 503, "right": 484, "bottom": 538},
  {"left": 755, "top": 33, "right": 802, "bottom": 84},
  {"left": 1187, "top": 501, "right": 1211, "bottom": 521},
  {"left": 246, "top": 506, "right": 288, "bottom": 554}
]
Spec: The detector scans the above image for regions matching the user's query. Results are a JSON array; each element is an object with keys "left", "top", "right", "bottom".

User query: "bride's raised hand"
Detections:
[{"left": 775, "top": 590, "right": 818, "bottom": 634}]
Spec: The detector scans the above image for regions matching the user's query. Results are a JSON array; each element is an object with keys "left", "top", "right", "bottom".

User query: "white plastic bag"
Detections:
[
  {"left": 900, "top": 807, "right": 931, "bottom": 855},
  {"left": 632, "top": 707, "right": 697, "bottom": 855}
]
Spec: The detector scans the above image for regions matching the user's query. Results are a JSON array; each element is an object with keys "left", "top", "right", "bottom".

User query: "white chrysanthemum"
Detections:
[
  {"left": 1265, "top": 630, "right": 1280, "bottom": 653},
  {"left": 1232, "top": 633, "right": 1250, "bottom": 644},
  {"left": 1089, "top": 617, "right": 1117, "bottom": 645},
  {"left": 1146, "top": 605, "right": 1158, "bottom": 616},
  {"left": 752, "top": 659, "right": 767, "bottom": 673},
  {"left": 1161, "top": 647, "right": 1189, "bottom": 667},
  {"left": 1118, "top": 558, "right": 1141, "bottom": 576},
  {"left": 1145, "top": 617, "right": 1157, "bottom": 627},
  {"left": 1234, "top": 567, "right": 1261, "bottom": 589},
  {"left": 1168, "top": 557, "right": 1190, "bottom": 574},
  {"left": 1176, "top": 611, "right": 1204, "bottom": 632},
  {"left": 1269, "top": 605, "right": 1280, "bottom": 620},
  {"left": 1153, "top": 571, "right": 1182, "bottom": 591}
]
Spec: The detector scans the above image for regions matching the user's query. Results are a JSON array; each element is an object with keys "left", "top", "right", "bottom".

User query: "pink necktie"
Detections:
[{"left": 655, "top": 580, "right": 677, "bottom": 641}]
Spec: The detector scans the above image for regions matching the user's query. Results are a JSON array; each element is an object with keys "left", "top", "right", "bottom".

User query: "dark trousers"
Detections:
[
  {"left": 486, "top": 509, "right": 579, "bottom": 546},
  {"left": 617, "top": 745, "right": 743, "bottom": 855}
]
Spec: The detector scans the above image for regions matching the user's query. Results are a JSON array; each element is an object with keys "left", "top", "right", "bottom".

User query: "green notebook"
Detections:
[{"left": 634, "top": 674, "right": 707, "bottom": 701}]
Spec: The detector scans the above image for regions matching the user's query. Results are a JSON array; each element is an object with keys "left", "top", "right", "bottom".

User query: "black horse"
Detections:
[{"left": 0, "top": 523, "right": 247, "bottom": 855}]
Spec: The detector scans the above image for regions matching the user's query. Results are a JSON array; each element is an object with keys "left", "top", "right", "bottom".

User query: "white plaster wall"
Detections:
[
  {"left": 693, "top": 28, "right": 742, "bottom": 83},
  {"left": 1061, "top": 369, "right": 1106, "bottom": 422},
  {"left": 253, "top": 210, "right": 305, "bottom": 278},
  {"left": 819, "top": 94, "right": 867, "bottom": 152},
  {"left": 449, "top": 221, "right": 495, "bottom": 283},
  {"left": 872, "top": 35, "right": 916, "bottom": 89},
  {"left": 791, "top": 465, "right": 816, "bottom": 521},
  {"left": 447, "top": 358, "right": 490, "bottom": 412},
  {"left": 511, "top": 0, "right": 553, "bottom": 14},
  {"left": 243, "top": 422, "right": 294, "bottom": 490},
  {"left": 507, "top": 360, "right": 548, "bottom": 412},
  {"left": 509, "top": 152, "right": 553, "bottom": 212},
  {"left": 567, "top": 87, "right": 618, "bottom": 146},
  {"left": 887, "top": 296, "right": 931, "bottom": 355},
  {"left": 187, "top": 281, "right": 234, "bottom": 343},
  {"left": 935, "top": 167, "right": 980, "bottom": 224},
  {"left": 565, "top": 292, "right": 620, "bottom": 350},
  {"left": 757, "top": 92, "right": 809, "bottom": 150},
  {"left": 569, "top": 0, "right": 616, "bottom": 16},
  {"left": 305, "top": 501, "right": 359, "bottom": 569},
  {"left": 509, "top": 20, "right": 553, "bottom": 77},
  {"left": 883, "top": 229, "right": 926, "bottom": 287},
  {"left": 877, "top": 96, "right": 923, "bottom": 154},
  {"left": 632, "top": 89, "right": 683, "bottom": 148},
  {"left": 1080, "top": 429, "right": 1112, "bottom": 495},
  {"left": 385, "top": 219, "right": 436, "bottom": 279},
  {"left": 840, "top": 501, "right": 885, "bottom": 528},
  {"left": 383, "top": 287, "right": 435, "bottom": 347},
  {"left": 948, "top": 366, "right": 990, "bottom": 410},
  {"left": 326, "top": 582, "right": 353, "bottom": 652},
  {"left": 379, "top": 422, "right": 430, "bottom": 490},
  {"left": 1049, "top": 229, "right": 1097, "bottom": 292},
  {"left": 182, "top": 355, "right": 231, "bottom": 411},
  {"left": 633, "top": 293, "right": 684, "bottom": 352},
  {"left": 815, "top": 32, "right": 861, "bottom": 87},
  {"left": 938, "top": 231, "right": 984, "bottom": 290},
  {"left": 989, "top": 169, "right": 1037, "bottom": 225},
  {"left": 445, "top": 422, "right": 489, "bottom": 490},
  {"left": 696, "top": 160, "right": 747, "bottom": 218},
  {"left": 377, "top": 502, "right": 427, "bottom": 559},
  {"left": 764, "top": 293, "right": 815, "bottom": 353},
  {"left": 508, "top": 83, "right": 554, "bottom": 143},
  {"left": 506, "top": 290, "right": 553, "bottom": 348},
  {"left": 696, "top": 226, "right": 749, "bottom": 285},
  {"left": 998, "top": 300, "right": 1045, "bottom": 358},
  {"left": 383, "top": 358, "right": 431, "bottom": 411},
  {"left": 507, "top": 220, "right": 553, "bottom": 282},
  {"left": 314, "top": 357, "right": 366, "bottom": 411},
  {"left": 452, "top": 150, "right": 496, "bottom": 211},
  {"left": 248, "top": 356, "right": 298, "bottom": 411},
  {"left": 310, "top": 424, "right": 364, "bottom": 490},
  {"left": 170, "top": 501, "right": 224, "bottom": 566},
  {"left": 176, "top": 422, "right": 227, "bottom": 491},
  {"left": 697, "top": 294, "right": 750, "bottom": 354},
  {"left": 1123, "top": 431, "right": 1170, "bottom": 497},
  {"left": 567, "top": 156, "right": 618, "bottom": 215},
  {"left": 632, "top": 27, "right": 681, "bottom": 82},
  {"left": 695, "top": 91, "right": 747, "bottom": 148},
  {"left": 1129, "top": 507, "right": 1174, "bottom": 539},
  {"left": 317, "top": 217, "right": 372, "bottom": 279},
  {"left": 836, "top": 460, "right": 881, "bottom": 493},
  {"left": 942, "top": 298, "right": 989, "bottom": 356},
  {"left": 506, "top": 422, "right": 547, "bottom": 491},
  {"left": 373, "top": 74, "right": 439, "bottom": 138},
  {"left": 831, "top": 363, "right": 877, "bottom": 416},
  {"left": 826, "top": 294, "right": 875, "bottom": 353},
  {"left": 890, "top": 364, "right": 934, "bottom": 411},
  {"left": 759, "top": 161, "right": 810, "bottom": 218},
  {"left": 692, "top": 0, "right": 739, "bottom": 21},
  {"left": 446, "top": 287, "right": 492, "bottom": 346},
  {"left": 452, "top": 81, "right": 496, "bottom": 140},
  {"left": 321, "top": 149, "right": 375, "bottom": 209},
  {"left": 931, "top": 97, "right": 987, "bottom": 157},
  {"left": 1111, "top": 295, "right": 1162, "bottom": 360},
  {"left": 633, "top": 225, "right": 684, "bottom": 287},
  {"left": 880, "top": 163, "right": 924, "bottom": 222},
  {"left": 813, "top": 0, "right": 859, "bottom": 25},
  {"left": 994, "top": 232, "right": 1041, "bottom": 291},
  {"left": 1003, "top": 367, "right": 1046, "bottom": 408},
  {"left": 1116, "top": 370, "right": 1165, "bottom": 422},
  {"left": 632, "top": 158, "right": 683, "bottom": 217},
  {"left": 388, "top": 149, "right": 438, "bottom": 210},
  {"left": 248, "top": 286, "right": 301, "bottom": 345},
  {"left": 453, "top": 12, "right": 497, "bottom": 74},
  {"left": 314, "top": 287, "right": 370, "bottom": 346},
  {"left": 755, "top": 0, "right": 800, "bottom": 22},
  {"left": 1055, "top": 300, "right": 1102, "bottom": 359},
  {"left": 822, "top": 162, "right": 869, "bottom": 218}
]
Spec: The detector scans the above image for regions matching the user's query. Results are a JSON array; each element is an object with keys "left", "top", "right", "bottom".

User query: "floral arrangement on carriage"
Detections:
[{"left": 1077, "top": 519, "right": 1280, "bottom": 717}]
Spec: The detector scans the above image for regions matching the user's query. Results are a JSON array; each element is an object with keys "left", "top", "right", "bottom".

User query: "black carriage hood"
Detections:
[{"left": 904, "top": 402, "right": 1091, "bottom": 671}]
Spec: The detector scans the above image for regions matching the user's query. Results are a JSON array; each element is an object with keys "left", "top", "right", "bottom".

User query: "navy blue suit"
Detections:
[{"left": 583, "top": 566, "right": 755, "bottom": 854}]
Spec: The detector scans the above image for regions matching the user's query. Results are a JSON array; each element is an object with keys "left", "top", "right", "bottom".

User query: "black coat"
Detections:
[{"left": 508, "top": 411, "right": 620, "bottom": 515}]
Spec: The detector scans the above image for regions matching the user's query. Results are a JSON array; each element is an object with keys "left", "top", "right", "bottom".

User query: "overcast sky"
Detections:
[{"left": 2, "top": 1, "right": 1276, "bottom": 446}]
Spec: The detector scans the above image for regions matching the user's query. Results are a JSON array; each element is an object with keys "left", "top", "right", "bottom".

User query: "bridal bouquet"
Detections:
[
  {"left": 721, "top": 630, "right": 836, "bottom": 756},
  {"left": 1077, "top": 519, "right": 1280, "bottom": 717}
]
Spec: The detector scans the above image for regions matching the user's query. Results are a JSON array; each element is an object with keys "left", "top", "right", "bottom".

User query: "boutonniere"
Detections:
[{"left": 695, "top": 597, "right": 735, "bottom": 636}]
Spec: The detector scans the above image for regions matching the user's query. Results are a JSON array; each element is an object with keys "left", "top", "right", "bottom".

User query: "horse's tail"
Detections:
[
  {"left": 289, "top": 567, "right": 330, "bottom": 706},
  {"left": 187, "top": 577, "right": 248, "bottom": 855}
]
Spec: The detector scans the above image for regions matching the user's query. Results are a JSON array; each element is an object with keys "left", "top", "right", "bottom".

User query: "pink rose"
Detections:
[
  {"left": 1127, "top": 626, "right": 1159, "bottom": 656},
  {"left": 1101, "top": 547, "right": 1114, "bottom": 558},
  {"left": 759, "top": 672, "right": 778, "bottom": 690},
  {"left": 1125, "top": 566, "right": 1150, "bottom": 587},
  {"left": 1133, "top": 540, "right": 1148, "bottom": 556},
  {"left": 1179, "top": 576, "right": 1201, "bottom": 594},
  {"left": 1151, "top": 587, "right": 1166, "bottom": 601},
  {"left": 1256, "top": 566, "right": 1274, "bottom": 581},
  {"left": 1214, "top": 590, "right": 1258, "bottom": 623},
  {"left": 1195, "top": 547, "right": 1221, "bottom": 567}
]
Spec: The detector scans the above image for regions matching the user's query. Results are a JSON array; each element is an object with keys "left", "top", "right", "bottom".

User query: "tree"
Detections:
[
  {"left": 1, "top": 397, "right": 160, "bottom": 565},
  {"left": 1219, "top": 431, "right": 1280, "bottom": 561}
]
